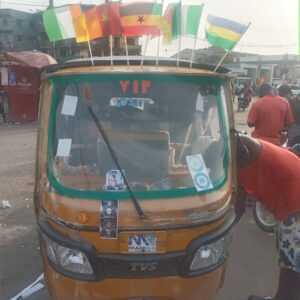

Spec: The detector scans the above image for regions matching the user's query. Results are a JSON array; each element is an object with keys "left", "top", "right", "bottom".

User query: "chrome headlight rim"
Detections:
[{"left": 39, "top": 221, "right": 100, "bottom": 281}]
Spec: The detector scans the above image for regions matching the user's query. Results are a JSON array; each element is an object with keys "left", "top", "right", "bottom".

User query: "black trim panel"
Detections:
[{"left": 38, "top": 210, "right": 236, "bottom": 281}]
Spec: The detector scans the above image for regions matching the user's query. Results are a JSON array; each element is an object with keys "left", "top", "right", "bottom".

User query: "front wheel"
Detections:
[{"left": 253, "top": 202, "right": 277, "bottom": 233}]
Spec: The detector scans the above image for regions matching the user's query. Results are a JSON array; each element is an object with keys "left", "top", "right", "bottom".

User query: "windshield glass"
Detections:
[{"left": 48, "top": 74, "right": 229, "bottom": 199}]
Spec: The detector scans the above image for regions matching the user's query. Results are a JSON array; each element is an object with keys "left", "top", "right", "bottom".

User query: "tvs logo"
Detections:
[{"left": 129, "top": 262, "right": 158, "bottom": 272}]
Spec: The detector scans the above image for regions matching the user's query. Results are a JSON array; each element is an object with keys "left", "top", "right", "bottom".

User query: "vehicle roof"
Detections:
[{"left": 42, "top": 56, "right": 231, "bottom": 79}]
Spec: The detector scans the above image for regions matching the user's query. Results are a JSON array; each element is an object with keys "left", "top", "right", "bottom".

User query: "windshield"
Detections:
[{"left": 48, "top": 74, "right": 229, "bottom": 200}]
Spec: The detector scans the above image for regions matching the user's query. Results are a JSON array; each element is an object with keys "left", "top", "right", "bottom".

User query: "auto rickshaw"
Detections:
[{"left": 34, "top": 57, "right": 238, "bottom": 300}]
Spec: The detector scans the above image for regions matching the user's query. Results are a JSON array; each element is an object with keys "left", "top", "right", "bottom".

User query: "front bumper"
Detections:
[{"left": 39, "top": 211, "right": 235, "bottom": 300}]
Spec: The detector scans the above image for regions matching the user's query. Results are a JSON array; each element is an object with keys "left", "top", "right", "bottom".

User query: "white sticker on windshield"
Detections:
[
  {"left": 56, "top": 138, "right": 72, "bottom": 157},
  {"left": 186, "top": 154, "right": 213, "bottom": 192},
  {"left": 61, "top": 95, "right": 78, "bottom": 116},
  {"left": 110, "top": 97, "right": 154, "bottom": 110}
]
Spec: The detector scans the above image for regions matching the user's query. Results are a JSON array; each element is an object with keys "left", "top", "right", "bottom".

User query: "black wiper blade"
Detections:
[{"left": 87, "top": 105, "right": 146, "bottom": 219}]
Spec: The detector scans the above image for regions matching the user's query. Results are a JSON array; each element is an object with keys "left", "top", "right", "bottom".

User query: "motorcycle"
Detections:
[{"left": 237, "top": 94, "right": 250, "bottom": 112}]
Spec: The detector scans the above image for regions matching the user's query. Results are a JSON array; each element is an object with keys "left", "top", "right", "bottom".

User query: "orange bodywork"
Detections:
[{"left": 35, "top": 63, "right": 237, "bottom": 300}]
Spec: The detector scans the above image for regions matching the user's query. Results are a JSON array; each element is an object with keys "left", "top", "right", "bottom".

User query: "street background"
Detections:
[{"left": 0, "top": 107, "right": 279, "bottom": 300}]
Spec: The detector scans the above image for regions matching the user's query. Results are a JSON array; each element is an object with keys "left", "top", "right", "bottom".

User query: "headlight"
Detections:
[
  {"left": 190, "top": 237, "right": 229, "bottom": 271},
  {"left": 42, "top": 235, "right": 93, "bottom": 275}
]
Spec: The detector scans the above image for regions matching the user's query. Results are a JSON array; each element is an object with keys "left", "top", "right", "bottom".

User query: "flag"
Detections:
[
  {"left": 72, "top": 6, "right": 104, "bottom": 43},
  {"left": 163, "top": 3, "right": 204, "bottom": 41},
  {"left": 120, "top": 2, "right": 163, "bottom": 36},
  {"left": 205, "top": 15, "right": 248, "bottom": 51},
  {"left": 43, "top": 5, "right": 82, "bottom": 42},
  {"left": 98, "top": 2, "right": 122, "bottom": 36}
]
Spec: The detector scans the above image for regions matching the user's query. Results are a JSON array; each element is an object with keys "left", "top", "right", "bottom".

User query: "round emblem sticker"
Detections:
[
  {"left": 195, "top": 173, "right": 211, "bottom": 190},
  {"left": 189, "top": 156, "right": 204, "bottom": 172}
]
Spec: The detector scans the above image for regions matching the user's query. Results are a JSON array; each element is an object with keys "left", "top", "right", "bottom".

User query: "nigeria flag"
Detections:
[{"left": 164, "top": 3, "right": 204, "bottom": 40}]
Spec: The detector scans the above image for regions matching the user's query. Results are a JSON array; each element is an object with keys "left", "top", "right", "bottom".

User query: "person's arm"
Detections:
[
  {"left": 247, "top": 103, "right": 257, "bottom": 128},
  {"left": 285, "top": 101, "right": 295, "bottom": 127}
]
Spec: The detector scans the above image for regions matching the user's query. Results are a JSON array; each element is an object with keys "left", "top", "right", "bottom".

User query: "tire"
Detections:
[{"left": 253, "top": 202, "right": 277, "bottom": 233}]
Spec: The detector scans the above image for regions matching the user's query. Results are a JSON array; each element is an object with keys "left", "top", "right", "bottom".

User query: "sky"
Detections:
[{"left": 0, "top": 0, "right": 298, "bottom": 56}]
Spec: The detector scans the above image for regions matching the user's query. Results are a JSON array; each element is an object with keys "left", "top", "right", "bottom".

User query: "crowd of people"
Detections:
[{"left": 236, "top": 83, "right": 300, "bottom": 300}]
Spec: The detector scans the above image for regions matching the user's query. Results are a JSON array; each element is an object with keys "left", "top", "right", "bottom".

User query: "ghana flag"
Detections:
[
  {"left": 120, "top": 2, "right": 163, "bottom": 36},
  {"left": 206, "top": 15, "right": 248, "bottom": 50}
]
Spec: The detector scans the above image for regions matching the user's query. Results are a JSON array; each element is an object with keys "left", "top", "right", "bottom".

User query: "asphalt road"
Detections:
[{"left": 0, "top": 108, "right": 279, "bottom": 300}]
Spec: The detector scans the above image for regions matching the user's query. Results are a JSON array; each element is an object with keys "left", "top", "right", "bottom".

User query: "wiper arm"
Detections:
[{"left": 87, "top": 105, "right": 146, "bottom": 219}]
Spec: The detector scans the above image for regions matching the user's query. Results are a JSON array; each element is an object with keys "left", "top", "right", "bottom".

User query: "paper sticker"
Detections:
[
  {"left": 100, "top": 200, "right": 119, "bottom": 239},
  {"left": 186, "top": 154, "right": 213, "bottom": 192},
  {"left": 110, "top": 97, "right": 154, "bottom": 110},
  {"left": 128, "top": 233, "right": 157, "bottom": 253},
  {"left": 104, "top": 170, "right": 126, "bottom": 191},
  {"left": 61, "top": 95, "right": 78, "bottom": 116},
  {"left": 56, "top": 139, "right": 72, "bottom": 157}
]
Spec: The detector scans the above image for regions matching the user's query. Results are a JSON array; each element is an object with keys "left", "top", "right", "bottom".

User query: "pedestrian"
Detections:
[
  {"left": 236, "top": 135, "right": 300, "bottom": 300},
  {"left": 278, "top": 84, "right": 300, "bottom": 147},
  {"left": 247, "top": 83, "right": 294, "bottom": 145}
]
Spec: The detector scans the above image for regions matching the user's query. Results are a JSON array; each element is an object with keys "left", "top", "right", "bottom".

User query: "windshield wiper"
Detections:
[{"left": 87, "top": 105, "right": 146, "bottom": 219}]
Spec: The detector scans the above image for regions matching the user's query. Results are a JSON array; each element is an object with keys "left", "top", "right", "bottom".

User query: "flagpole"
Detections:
[
  {"left": 124, "top": 36, "right": 129, "bottom": 65},
  {"left": 213, "top": 22, "right": 251, "bottom": 72},
  {"left": 87, "top": 40, "right": 95, "bottom": 66},
  {"left": 189, "top": 37, "right": 197, "bottom": 68},
  {"left": 213, "top": 51, "right": 228, "bottom": 72},
  {"left": 176, "top": 0, "right": 182, "bottom": 67},
  {"left": 109, "top": 35, "right": 113, "bottom": 65},
  {"left": 141, "top": 36, "right": 149, "bottom": 66},
  {"left": 155, "top": 0, "right": 164, "bottom": 66}
]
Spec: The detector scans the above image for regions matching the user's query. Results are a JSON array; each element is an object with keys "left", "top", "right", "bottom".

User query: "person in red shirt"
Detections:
[
  {"left": 236, "top": 135, "right": 300, "bottom": 300},
  {"left": 247, "top": 84, "right": 294, "bottom": 145}
]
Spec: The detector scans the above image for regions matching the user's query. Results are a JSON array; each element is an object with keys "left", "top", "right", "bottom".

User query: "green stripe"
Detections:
[
  {"left": 185, "top": 5, "right": 203, "bottom": 36},
  {"left": 43, "top": 9, "right": 63, "bottom": 42},
  {"left": 120, "top": 3, "right": 162, "bottom": 16},
  {"left": 171, "top": 3, "right": 181, "bottom": 38},
  {"left": 206, "top": 30, "right": 236, "bottom": 51}
]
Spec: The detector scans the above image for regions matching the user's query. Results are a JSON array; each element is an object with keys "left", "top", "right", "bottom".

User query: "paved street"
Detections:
[{"left": 0, "top": 107, "right": 279, "bottom": 300}]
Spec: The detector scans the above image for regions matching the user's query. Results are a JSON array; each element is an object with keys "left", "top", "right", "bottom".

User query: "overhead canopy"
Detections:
[{"left": 3, "top": 51, "right": 57, "bottom": 69}]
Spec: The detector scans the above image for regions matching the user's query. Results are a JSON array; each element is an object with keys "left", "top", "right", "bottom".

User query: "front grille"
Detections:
[{"left": 96, "top": 252, "right": 185, "bottom": 279}]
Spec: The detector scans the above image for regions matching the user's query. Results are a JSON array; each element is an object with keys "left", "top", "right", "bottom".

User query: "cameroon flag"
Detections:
[{"left": 120, "top": 2, "right": 163, "bottom": 36}]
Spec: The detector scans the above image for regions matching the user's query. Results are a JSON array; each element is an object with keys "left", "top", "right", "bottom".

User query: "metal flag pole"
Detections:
[
  {"left": 109, "top": 35, "right": 113, "bottom": 65},
  {"left": 124, "top": 36, "right": 130, "bottom": 65},
  {"left": 141, "top": 36, "right": 149, "bottom": 66},
  {"left": 155, "top": 0, "right": 164, "bottom": 66},
  {"left": 213, "top": 51, "right": 228, "bottom": 72},
  {"left": 189, "top": 37, "right": 197, "bottom": 68},
  {"left": 214, "top": 22, "right": 251, "bottom": 72},
  {"left": 87, "top": 40, "right": 95, "bottom": 66},
  {"left": 176, "top": 0, "right": 182, "bottom": 67},
  {"left": 156, "top": 36, "right": 161, "bottom": 65}
]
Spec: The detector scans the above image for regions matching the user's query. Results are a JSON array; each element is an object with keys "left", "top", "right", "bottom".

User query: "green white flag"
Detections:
[{"left": 164, "top": 3, "right": 204, "bottom": 40}]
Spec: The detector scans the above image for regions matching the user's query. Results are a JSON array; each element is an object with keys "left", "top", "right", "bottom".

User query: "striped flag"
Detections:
[
  {"left": 120, "top": 2, "right": 163, "bottom": 36},
  {"left": 43, "top": 5, "right": 82, "bottom": 42},
  {"left": 163, "top": 3, "right": 204, "bottom": 41},
  {"left": 205, "top": 15, "right": 248, "bottom": 50}
]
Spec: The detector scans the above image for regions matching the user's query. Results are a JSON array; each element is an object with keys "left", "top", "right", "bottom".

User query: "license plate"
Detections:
[{"left": 128, "top": 233, "right": 157, "bottom": 253}]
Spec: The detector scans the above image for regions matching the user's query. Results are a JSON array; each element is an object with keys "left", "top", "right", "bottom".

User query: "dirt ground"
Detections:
[{"left": 0, "top": 105, "right": 279, "bottom": 300}]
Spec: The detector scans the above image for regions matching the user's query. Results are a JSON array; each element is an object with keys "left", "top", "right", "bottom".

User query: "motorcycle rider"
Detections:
[
  {"left": 247, "top": 83, "right": 294, "bottom": 145},
  {"left": 236, "top": 135, "right": 300, "bottom": 300}
]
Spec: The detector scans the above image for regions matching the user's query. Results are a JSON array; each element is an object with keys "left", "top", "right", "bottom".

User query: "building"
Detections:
[
  {"left": 177, "top": 47, "right": 300, "bottom": 86},
  {"left": 0, "top": 9, "right": 38, "bottom": 52}
]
